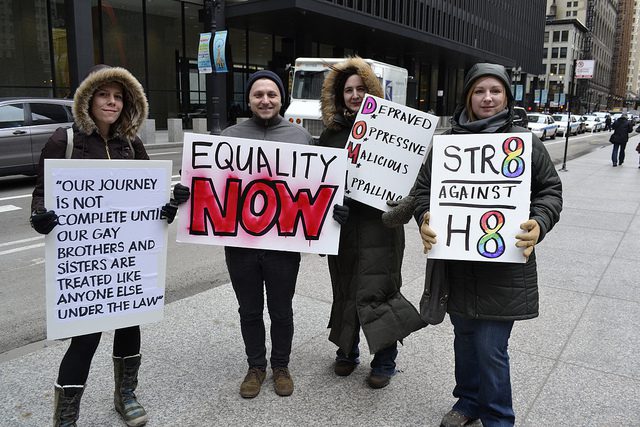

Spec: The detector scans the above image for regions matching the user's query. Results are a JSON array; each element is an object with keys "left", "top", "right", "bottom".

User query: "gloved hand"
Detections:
[
  {"left": 160, "top": 203, "right": 178, "bottom": 224},
  {"left": 515, "top": 219, "right": 540, "bottom": 261},
  {"left": 381, "top": 195, "right": 416, "bottom": 228},
  {"left": 420, "top": 212, "right": 437, "bottom": 254},
  {"left": 30, "top": 208, "right": 58, "bottom": 235},
  {"left": 173, "top": 183, "right": 191, "bottom": 205},
  {"left": 332, "top": 204, "right": 349, "bottom": 225}
]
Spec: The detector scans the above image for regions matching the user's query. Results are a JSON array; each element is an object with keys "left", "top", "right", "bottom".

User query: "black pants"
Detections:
[
  {"left": 57, "top": 326, "right": 140, "bottom": 385},
  {"left": 225, "top": 247, "right": 300, "bottom": 369}
]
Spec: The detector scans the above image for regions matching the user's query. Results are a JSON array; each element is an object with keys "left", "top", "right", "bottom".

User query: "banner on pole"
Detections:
[
  {"left": 197, "top": 32, "right": 213, "bottom": 74},
  {"left": 428, "top": 133, "right": 532, "bottom": 263},
  {"left": 213, "top": 30, "right": 228, "bottom": 73},
  {"left": 44, "top": 160, "right": 171, "bottom": 340}
]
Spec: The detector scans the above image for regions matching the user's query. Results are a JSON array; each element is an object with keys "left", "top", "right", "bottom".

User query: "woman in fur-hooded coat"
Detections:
[
  {"left": 318, "top": 57, "right": 425, "bottom": 386},
  {"left": 32, "top": 65, "right": 149, "bottom": 212},
  {"left": 30, "top": 65, "right": 153, "bottom": 427}
]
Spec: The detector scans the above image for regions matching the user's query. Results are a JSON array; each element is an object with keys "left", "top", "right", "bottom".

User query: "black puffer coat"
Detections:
[
  {"left": 413, "top": 63, "right": 563, "bottom": 322},
  {"left": 610, "top": 116, "right": 633, "bottom": 144},
  {"left": 319, "top": 57, "right": 425, "bottom": 354},
  {"left": 31, "top": 66, "right": 149, "bottom": 212}
]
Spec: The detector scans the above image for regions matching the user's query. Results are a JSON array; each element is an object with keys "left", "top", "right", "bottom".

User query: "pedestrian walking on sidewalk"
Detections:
[
  {"left": 30, "top": 64, "right": 185, "bottom": 427},
  {"left": 413, "top": 63, "right": 563, "bottom": 427},
  {"left": 604, "top": 114, "right": 612, "bottom": 132},
  {"left": 318, "top": 57, "right": 425, "bottom": 389},
  {"left": 610, "top": 114, "right": 633, "bottom": 166}
]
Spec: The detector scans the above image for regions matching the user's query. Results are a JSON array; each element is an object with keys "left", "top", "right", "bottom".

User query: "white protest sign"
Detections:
[
  {"left": 44, "top": 159, "right": 171, "bottom": 340},
  {"left": 428, "top": 133, "right": 532, "bottom": 263},
  {"left": 345, "top": 94, "right": 438, "bottom": 211},
  {"left": 176, "top": 132, "right": 348, "bottom": 255}
]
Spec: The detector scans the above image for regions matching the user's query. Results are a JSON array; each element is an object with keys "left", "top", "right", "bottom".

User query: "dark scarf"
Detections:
[{"left": 454, "top": 108, "right": 511, "bottom": 134}]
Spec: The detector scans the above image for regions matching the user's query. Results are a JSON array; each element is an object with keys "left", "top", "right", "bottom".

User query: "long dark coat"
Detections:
[{"left": 320, "top": 123, "right": 425, "bottom": 355}]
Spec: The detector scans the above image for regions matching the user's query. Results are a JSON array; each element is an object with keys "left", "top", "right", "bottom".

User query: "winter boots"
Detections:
[
  {"left": 113, "top": 354, "right": 148, "bottom": 427},
  {"left": 53, "top": 384, "right": 84, "bottom": 427}
]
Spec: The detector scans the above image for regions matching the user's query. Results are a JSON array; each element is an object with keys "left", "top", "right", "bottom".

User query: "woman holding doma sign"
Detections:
[
  {"left": 318, "top": 56, "right": 425, "bottom": 389},
  {"left": 30, "top": 64, "right": 186, "bottom": 426},
  {"left": 413, "top": 63, "right": 562, "bottom": 426}
]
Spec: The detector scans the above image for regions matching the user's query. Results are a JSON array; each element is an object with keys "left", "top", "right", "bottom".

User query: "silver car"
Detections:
[{"left": 0, "top": 98, "right": 74, "bottom": 177}]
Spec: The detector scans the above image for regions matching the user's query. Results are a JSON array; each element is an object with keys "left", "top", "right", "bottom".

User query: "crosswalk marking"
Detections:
[
  {"left": 0, "top": 243, "right": 44, "bottom": 256},
  {"left": 0, "top": 205, "right": 21, "bottom": 213}
]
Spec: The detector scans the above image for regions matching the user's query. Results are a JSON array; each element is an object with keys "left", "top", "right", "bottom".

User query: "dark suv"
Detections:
[
  {"left": 0, "top": 98, "right": 74, "bottom": 177},
  {"left": 513, "top": 106, "right": 528, "bottom": 128}
]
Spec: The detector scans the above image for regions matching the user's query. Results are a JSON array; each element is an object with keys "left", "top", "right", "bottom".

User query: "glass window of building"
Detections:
[
  {"left": 543, "top": 48, "right": 548, "bottom": 58},
  {"left": 553, "top": 31, "right": 560, "bottom": 42},
  {"left": 146, "top": 0, "right": 182, "bottom": 128},
  {"left": 552, "top": 47, "right": 559, "bottom": 58},
  {"left": 566, "top": 11, "right": 571, "bottom": 17},
  {"left": 558, "top": 64, "right": 566, "bottom": 75},
  {"left": 561, "top": 30, "right": 569, "bottom": 42},
  {"left": 101, "top": 0, "right": 145, "bottom": 82},
  {"left": 560, "top": 47, "right": 567, "bottom": 58},
  {"left": 248, "top": 31, "right": 272, "bottom": 68},
  {"left": 566, "top": 1, "right": 571, "bottom": 6},
  {"left": 550, "top": 64, "right": 558, "bottom": 74},
  {"left": 544, "top": 31, "right": 549, "bottom": 42},
  {"left": 0, "top": 0, "right": 53, "bottom": 97}
]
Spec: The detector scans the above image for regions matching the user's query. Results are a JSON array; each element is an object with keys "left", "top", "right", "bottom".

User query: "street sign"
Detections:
[{"left": 575, "top": 60, "right": 595, "bottom": 79}]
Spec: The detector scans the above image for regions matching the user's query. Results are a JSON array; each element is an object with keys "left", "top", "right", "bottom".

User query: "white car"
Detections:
[
  {"left": 552, "top": 114, "right": 580, "bottom": 136},
  {"left": 526, "top": 114, "right": 558, "bottom": 140},
  {"left": 580, "top": 115, "right": 604, "bottom": 132}
]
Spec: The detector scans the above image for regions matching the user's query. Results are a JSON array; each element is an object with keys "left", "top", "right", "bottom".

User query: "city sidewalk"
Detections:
[{"left": 1, "top": 141, "right": 640, "bottom": 426}]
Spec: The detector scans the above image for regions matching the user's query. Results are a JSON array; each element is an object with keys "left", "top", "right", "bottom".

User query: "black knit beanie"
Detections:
[{"left": 246, "top": 70, "right": 285, "bottom": 101}]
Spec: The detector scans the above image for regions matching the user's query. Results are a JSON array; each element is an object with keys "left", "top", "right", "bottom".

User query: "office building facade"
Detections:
[{"left": 1, "top": 0, "right": 546, "bottom": 129}]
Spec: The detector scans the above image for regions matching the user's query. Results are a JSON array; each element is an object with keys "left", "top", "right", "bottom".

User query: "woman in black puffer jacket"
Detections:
[
  {"left": 413, "top": 63, "right": 562, "bottom": 427},
  {"left": 318, "top": 57, "right": 425, "bottom": 390}
]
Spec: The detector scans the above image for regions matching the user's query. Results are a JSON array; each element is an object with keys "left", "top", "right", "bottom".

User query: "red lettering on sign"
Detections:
[
  {"left": 241, "top": 181, "right": 279, "bottom": 236},
  {"left": 275, "top": 182, "right": 337, "bottom": 239},
  {"left": 189, "top": 177, "right": 337, "bottom": 240},
  {"left": 190, "top": 177, "right": 240, "bottom": 235}
]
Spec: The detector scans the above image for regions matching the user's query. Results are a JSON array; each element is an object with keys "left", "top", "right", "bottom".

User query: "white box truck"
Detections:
[{"left": 284, "top": 57, "right": 408, "bottom": 138}]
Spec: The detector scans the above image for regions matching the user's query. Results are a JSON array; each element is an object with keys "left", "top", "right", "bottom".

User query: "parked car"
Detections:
[
  {"left": 526, "top": 113, "right": 558, "bottom": 140},
  {"left": 0, "top": 98, "right": 73, "bottom": 177},
  {"left": 513, "top": 106, "right": 528, "bottom": 128},
  {"left": 580, "top": 115, "right": 604, "bottom": 132},
  {"left": 552, "top": 113, "right": 580, "bottom": 136}
]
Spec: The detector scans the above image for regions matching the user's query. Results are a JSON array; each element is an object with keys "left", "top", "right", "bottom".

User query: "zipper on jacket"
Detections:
[{"left": 103, "top": 137, "right": 111, "bottom": 160}]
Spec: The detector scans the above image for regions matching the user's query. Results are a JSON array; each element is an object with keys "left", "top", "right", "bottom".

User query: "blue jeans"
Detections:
[
  {"left": 612, "top": 142, "right": 627, "bottom": 165},
  {"left": 225, "top": 247, "right": 300, "bottom": 369},
  {"left": 335, "top": 330, "right": 398, "bottom": 377},
  {"left": 450, "top": 314, "right": 515, "bottom": 427}
]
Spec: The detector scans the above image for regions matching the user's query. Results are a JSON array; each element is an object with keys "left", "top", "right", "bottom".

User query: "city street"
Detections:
[{"left": 0, "top": 129, "right": 615, "bottom": 358}]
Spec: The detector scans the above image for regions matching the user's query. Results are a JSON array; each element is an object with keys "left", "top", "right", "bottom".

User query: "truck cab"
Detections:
[{"left": 284, "top": 58, "right": 408, "bottom": 139}]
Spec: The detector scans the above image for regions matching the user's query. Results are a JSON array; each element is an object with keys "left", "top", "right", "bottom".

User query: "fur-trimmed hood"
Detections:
[
  {"left": 73, "top": 66, "right": 148, "bottom": 142},
  {"left": 320, "top": 57, "right": 383, "bottom": 130}
]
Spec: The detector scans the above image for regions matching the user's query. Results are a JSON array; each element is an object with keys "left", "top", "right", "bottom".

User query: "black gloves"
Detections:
[
  {"left": 381, "top": 196, "right": 416, "bottom": 228},
  {"left": 173, "top": 183, "right": 190, "bottom": 205},
  {"left": 161, "top": 203, "right": 178, "bottom": 224},
  {"left": 332, "top": 204, "right": 349, "bottom": 225},
  {"left": 30, "top": 208, "right": 58, "bottom": 235}
]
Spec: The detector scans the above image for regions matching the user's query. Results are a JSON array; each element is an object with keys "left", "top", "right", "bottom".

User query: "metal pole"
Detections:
[
  {"left": 204, "top": 0, "right": 221, "bottom": 135},
  {"left": 560, "top": 59, "right": 575, "bottom": 172}
]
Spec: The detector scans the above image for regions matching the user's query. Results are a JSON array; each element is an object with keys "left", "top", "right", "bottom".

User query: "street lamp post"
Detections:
[
  {"left": 560, "top": 58, "right": 577, "bottom": 172},
  {"left": 203, "top": 0, "right": 226, "bottom": 135}
]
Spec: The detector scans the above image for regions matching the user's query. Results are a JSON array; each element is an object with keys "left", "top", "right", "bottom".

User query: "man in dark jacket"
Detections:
[
  {"left": 610, "top": 114, "right": 633, "bottom": 167},
  {"left": 223, "top": 71, "right": 313, "bottom": 399},
  {"left": 174, "top": 71, "right": 314, "bottom": 399}
]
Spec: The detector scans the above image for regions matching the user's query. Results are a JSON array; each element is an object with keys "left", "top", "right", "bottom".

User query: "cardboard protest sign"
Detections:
[
  {"left": 177, "top": 133, "right": 348, "bottom": 255},
  {"left": 344, "top": 94, "right": 438, "bottom": 211},
  {"left": 44, "top": 159, "right": 171, "bottom": 340},
  {"left": 428, "top": 133, "right": 532, "bottom": 263}
]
